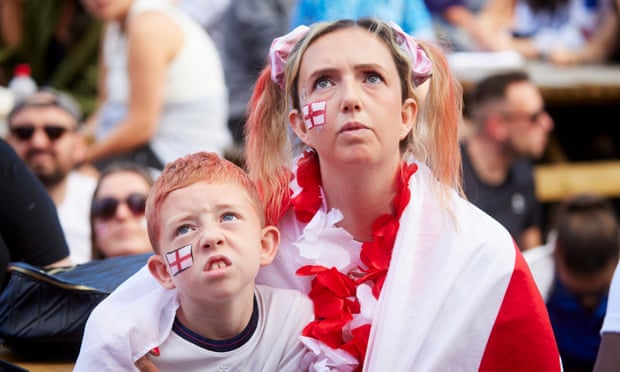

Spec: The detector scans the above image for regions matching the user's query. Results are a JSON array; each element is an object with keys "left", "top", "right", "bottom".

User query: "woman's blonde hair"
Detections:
[{"left": 246, "top": 18, "right": 463, "bottom": 225}]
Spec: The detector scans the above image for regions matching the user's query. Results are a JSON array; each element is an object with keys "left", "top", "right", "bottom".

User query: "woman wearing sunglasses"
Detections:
[{"left": 90, "top": 162, "right": 154, "bottom": 259}]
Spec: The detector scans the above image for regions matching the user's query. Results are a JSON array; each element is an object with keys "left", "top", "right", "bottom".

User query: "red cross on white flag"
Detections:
[
  {"left": 166, "top": 244, "right": 193, "bottom": 276},
  {"left": 302, "top": 100, "right": 327, "bottom": 130}
]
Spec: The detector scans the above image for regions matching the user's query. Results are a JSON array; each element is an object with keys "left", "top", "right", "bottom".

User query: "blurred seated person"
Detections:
[
  {"left": 0, "top": 138, "right": 71, "bottom": 288},
  {"left": 548, "top": 0, "right": 620, "bottom": 65},
  {"left": 5, "top": 88, "right": 97, "bottom": 264},
  {"left": 524, "top": 193, "right": 620, "bottom": 372},
  {"left": 479, "top": 0, "right": 615, "bottom": 63},
  {"left": 461, "top": 71, "right": 553, "bottom": 251},
  {"left": 90, "top": 162, "right": 154, "bottom": 259},
  {"left": 81, "top": 0, "right": 232, "bottom": 171},
  {"left": 424, "top": 0, "right": 514, "bottom": 51}
]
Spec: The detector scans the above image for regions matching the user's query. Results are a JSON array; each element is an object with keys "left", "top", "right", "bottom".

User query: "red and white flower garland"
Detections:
[{"left": 289, "top": 150, "right": 417, "bottom": 370}]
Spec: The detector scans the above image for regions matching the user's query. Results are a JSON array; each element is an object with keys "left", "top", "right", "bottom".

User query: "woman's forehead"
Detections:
[{"left": 300, "top": 28, "right": 393, "bottom": 70}]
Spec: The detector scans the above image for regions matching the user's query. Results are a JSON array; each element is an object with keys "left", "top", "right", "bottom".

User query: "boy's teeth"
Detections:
[{"left": 209, "top": 261, "right": 226, "bottom": 270}]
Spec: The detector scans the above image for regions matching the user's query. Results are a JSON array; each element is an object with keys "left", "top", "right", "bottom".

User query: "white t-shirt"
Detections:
[
  {"left": 74, "top": 283, "right": 313, "bottom": 371},
  {"left": 601, "top": 261, "right": 620, "bottom": 334},
  {"left": 152, "top": 285, "right": 312, "bottom": 371},
  {"left": 57, "top": 171, "right": 97, "bottom": 264}
]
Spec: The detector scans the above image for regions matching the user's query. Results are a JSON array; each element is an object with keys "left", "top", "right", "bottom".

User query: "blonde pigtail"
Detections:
[
  {"left": 245, "top": 66, "right": 293, "bottom": 225},
  {"left": 418, "top": 41, "right": 464, "bottom": 196}
]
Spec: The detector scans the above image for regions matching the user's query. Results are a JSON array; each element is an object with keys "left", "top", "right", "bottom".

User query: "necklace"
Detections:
[{"left": 291, "top": 150, "right": 417, "bottom": 369}]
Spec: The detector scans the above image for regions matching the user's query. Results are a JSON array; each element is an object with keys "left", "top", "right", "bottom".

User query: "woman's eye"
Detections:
[
  {"left": 314, "top": 77, "right": 332, "bottom": 90},
  {"left": 175, "top": 224, "right": 193, "bottom": 236},
  {"left": 221, "top": 213, "right": 238, "bottom": 222},
  {"left": 366, "top": 72, "right": 383, "bottom": 84}
]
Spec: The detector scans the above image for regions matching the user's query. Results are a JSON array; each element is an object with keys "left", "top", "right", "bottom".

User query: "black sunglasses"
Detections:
[
  {"left": 10, "top": 125, "right": 71, "bottom": 141},
  {"left": 92, "top": 193, "right": 147, "bottom": 220}
]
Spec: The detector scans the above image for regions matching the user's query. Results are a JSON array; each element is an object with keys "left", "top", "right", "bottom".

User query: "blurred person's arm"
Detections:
[
  {"left": 519, "top": 226, "right": 543, "bottom": 251},
  {"left": 593, "top": 333, "right": 620, "bottom": 372},
  {"left": 85, "top": 12, "right": 178, "bottom": 163},
  {"left": 594, "top": 260, "right": 620, "bottom": 371},
  {"left": 0, "top": 0, "right": 22, "bottom": 47},
  {"left": 548, "top": 5, "right": 619, "bottom": 65}
]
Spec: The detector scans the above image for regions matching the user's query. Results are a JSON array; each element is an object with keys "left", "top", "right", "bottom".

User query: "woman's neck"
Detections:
[{"left": 320, "top": 160, "right": 401, "bottom": 241}]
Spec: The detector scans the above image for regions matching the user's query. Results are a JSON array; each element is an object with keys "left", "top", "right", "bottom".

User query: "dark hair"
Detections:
[
  {"left": 467, "top": 70, "right": 531, "bottom": 122},
  {"left": 554, "top": 193, "right": 620, "bottom": 275},
  {"left": 89, "top": 162, "right": 155, "bottom": 259},
  {"left": 470, "top": 71, "right": 530, "bottom": 107},
  {"left": 8, "top": 87, "right": 82, "bottom": 124}
]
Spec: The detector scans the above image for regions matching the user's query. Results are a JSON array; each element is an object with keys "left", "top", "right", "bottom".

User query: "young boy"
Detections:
[{"left": 74, "top": 152, "right": 313, "bottom": 371}]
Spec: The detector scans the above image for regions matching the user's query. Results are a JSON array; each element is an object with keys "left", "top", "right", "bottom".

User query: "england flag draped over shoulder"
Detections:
[{"left": 362, "top": 163, "right": 562, "bottom": 371}]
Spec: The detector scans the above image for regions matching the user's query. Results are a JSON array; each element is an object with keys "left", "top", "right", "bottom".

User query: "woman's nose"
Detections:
[{"left": 339, "top": 79, "right": 363, "bottom": 113}]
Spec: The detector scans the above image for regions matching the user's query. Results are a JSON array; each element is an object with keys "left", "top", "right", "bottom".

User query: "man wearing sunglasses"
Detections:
[
  {"left": 460, "top": 70, "right": 554, "bottom": 251},
  {"left": 6, "top": 88, "right": 97, "bottom": 264}
]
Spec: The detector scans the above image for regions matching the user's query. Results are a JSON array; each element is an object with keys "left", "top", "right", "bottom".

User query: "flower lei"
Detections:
[{"left": 292, "top": 150, "right": 417, "bottom": 370}]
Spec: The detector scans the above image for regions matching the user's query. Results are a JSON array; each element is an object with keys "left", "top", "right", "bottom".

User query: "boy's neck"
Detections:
[{"left": 175, "top": 290, "right": 256, "bottom": 340}]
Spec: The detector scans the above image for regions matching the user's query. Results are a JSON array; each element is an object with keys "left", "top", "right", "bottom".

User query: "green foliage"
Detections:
[{"left": 0, "top": 0, "right": 101, "bottom": 116}]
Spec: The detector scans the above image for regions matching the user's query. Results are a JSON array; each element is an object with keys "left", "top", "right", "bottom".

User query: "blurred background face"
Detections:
[
  {"left": 501, "top": 81, "right": 554, "bottom": 159},
  {"left": 7, "top": 106, "right": 82, "bottom": 187},
  {"left": 92, "top": 170, "right": 152, "bottom": 257}
]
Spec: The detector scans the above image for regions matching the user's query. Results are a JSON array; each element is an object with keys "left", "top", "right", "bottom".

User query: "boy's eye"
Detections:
[
  {"left": 175, "top": 224, "right": 193, "bottom": 236},
  {"left": 221, "top": 213, "right": 238, "bottom": 222}
]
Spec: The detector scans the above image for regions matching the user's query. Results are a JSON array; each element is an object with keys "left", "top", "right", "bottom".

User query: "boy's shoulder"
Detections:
[{"left": 255, "top": 284, "right": 312, "bottom": 310}]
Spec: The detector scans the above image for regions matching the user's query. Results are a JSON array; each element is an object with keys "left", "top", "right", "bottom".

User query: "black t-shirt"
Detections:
[
  {"left": 460, "top": 143, "right": 542, "bottom": 245},
  {"left": 0, "top": 139, "right": 69, "bottom": 287}
]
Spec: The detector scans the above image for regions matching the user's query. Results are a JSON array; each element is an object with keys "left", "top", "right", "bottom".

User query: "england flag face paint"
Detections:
[
  {"left": 302, "top": 100, "right": 327, "bottom": 130},
  {"left": 166, "top": 244, "right": 193, "bottom": 276}
]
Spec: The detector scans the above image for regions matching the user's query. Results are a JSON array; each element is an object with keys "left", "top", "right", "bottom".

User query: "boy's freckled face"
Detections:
[{"left": 157, "top": 181, "right": 265, "bottom": 302}]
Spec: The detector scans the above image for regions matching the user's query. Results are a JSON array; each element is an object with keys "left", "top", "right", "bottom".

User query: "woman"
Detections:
[
  {"left": 90, "top": 162, "right": 154, "bottom": 259},
  {"left": 82, "top": 18, "right": 561, "bottom": 371},
  {"left": 81, "top": 0, "right": 231, "bottom": 170}
]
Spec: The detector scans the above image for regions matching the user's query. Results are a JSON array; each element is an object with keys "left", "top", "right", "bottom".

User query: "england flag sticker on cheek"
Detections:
[
  {"left": 302, "top": 100, "right": 327, "bottom": 130},
  {"left": 166, "top": 244, "right": 193, "bottom": 276}
]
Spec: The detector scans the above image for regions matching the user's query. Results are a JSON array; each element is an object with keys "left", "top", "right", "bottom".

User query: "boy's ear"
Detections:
[
  {"left": 148, "top": 255, "right": 176, "bottom": 289},
  {"left": 259, "top": 225, "right": 280, "bottom": 266}
]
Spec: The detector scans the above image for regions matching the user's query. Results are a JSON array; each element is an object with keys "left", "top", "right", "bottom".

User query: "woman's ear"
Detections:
[
  {"left": 400, "top": 97, "right": 417, "bottom": 140},
  {"left": 289, "top": 109, "right": 312, "bottom": 147},
  {"left": 259, "top": 225, "right": 280, "bottom": 266},
  {"left": 148, "top": 255, "right": 176, "bottom": 289}
]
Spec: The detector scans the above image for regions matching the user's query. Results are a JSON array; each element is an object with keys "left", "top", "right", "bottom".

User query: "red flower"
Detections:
[{"left": 292, "top": 151, "right": 322, "bottom": 222}]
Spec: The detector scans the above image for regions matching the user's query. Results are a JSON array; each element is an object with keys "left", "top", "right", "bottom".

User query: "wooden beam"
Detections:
[{"left": 535, "top": 161, "right": 620, "bottom": 202}]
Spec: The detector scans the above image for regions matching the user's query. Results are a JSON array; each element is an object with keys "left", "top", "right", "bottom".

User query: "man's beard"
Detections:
[
  {"left": 35, "top": 170, "right": 65, "bottom": 187},
  {"left": 26, "top": 150, "right": 65, "bottom": 187}
]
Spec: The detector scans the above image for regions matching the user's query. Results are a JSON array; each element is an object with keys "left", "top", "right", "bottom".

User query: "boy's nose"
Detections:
[{"left": 198, "top": 227, "right": 224, "bottom": 249}]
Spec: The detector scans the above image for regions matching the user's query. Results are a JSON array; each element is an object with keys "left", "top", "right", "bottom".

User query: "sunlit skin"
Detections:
[
  {"left": 501, "top": 81, "right": 554, "bottom": 159},
  {"left": 93, "top": 171, "right": 152, "bottom": 257},
  {"left": 148, "top": 181, "right": 279, "bottom": 340},
  {"left": 7, "top": 106, "right": 82, "bottom": 187}
]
